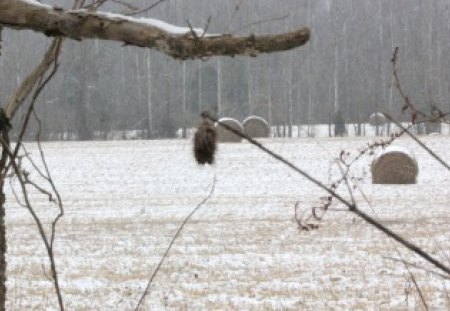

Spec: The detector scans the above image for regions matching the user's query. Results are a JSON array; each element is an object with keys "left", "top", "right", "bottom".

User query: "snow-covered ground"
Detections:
[{"left": 4, "top": 136, "right": 450, "bottom": 310}]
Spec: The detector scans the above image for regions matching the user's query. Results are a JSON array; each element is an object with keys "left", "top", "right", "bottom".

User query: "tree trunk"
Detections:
[
  {"left": 146, "top": 50, "right": 153, "bottom": 139},
  {"left": 182, "top": 61, "right": 187, "bottom": 139},
  {"left": 0, "top": 190, "right": 5, "bottom": 310},
  {"left": 0, "top": 129, "right": 9, "bottom": 310}
]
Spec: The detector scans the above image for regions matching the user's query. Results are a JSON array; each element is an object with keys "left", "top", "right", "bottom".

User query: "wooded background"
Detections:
[{"left": 1, "top": 0, "right": 449, "bottom": 140}]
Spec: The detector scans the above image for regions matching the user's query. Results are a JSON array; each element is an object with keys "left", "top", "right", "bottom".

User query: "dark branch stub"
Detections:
[{"left": 0, "top": 109, "right": 11, "bottom": 132}]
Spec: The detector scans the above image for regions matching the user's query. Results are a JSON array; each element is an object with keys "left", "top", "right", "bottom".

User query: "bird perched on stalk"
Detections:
[{"left": 193, "top": 112, "right": 217, "bottom": 165}]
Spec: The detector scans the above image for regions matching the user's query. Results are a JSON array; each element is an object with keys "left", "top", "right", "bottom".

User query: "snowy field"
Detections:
[{"left": 4, "top": 136, "right": 450, "bottom": 310}]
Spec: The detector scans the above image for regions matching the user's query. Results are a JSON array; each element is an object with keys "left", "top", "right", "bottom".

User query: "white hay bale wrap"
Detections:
[
  {"left": 216, "top": 117, "right": 243, "bottom": 142},
  {"left": 369, "top": 112, "right": 387, "bottom": 127},
  {"left": 242, "top": 115, "right": 270, "bottom": 138},
  {"left": 371, "top": 146, "right": 418, "bottom": 184}
]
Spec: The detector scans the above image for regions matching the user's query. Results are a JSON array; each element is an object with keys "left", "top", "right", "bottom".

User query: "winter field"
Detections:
[{"left": 4, "top": 135, "right": 450, "bottom": 310}]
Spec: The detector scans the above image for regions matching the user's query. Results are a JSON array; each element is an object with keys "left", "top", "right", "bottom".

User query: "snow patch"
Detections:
[
  {"left": 242, "top": 115, "right": 269, "bottom": 126},
  {"left": 21, "top": 0, "right": 53, "bottom": 9},
  {"left": 93, "top": 11, "right": 205, "bottom": 36},
  {"left": 374, "top": 145, "right": 416, "bottom": 160}
]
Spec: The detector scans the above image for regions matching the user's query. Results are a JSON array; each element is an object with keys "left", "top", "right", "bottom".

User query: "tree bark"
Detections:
[
  {"left": 0, "top": 129, "right": 9, "bottom": 311},
  {"left": 0, "top": 0, "right": 310, "bottom": 60}
]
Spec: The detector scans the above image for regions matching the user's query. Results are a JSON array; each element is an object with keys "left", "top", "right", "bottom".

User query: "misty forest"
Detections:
[
  {"left": 2, "top": 0, "right": 450, "bottom": 140},
  {"left": 1, "top": 0, "right": 450, "bottom": 310}
]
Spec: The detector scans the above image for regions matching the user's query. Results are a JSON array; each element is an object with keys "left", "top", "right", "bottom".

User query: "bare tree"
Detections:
[{"left": 0, "top": 1, "right": 310, "bottom": 309}]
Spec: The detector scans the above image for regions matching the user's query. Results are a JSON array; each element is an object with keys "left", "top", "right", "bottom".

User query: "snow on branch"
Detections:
[{"left": 0, "top": 0, "right": 310, "bottom": 59}]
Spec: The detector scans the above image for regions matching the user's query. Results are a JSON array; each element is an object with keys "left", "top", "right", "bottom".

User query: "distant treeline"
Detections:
[{"left": 1, "top": 0, "right": 449, "bottom": 140}]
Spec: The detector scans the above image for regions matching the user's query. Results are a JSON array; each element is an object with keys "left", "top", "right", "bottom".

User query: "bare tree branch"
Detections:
[
  {"left": 346, "top": 176, "right": 429, "bottom": 310},
  {"left": 0, "top": 0, "right": 310, "bottom": 60},
  {"left": 391, "top": 47, "right": 450, "bottom": 124},
  {"left": 32, "top": 109, "right": 65, "bottom": 251},
  {"left": 0, "top": 34, "right": 65, "bottom": 310},
  {"left": 384, "top": 114, "right": 450, "bottom": 171},
  {"left": 135, "top": 177, "right": 216, "bottom": 310},
  {"left": 383, "top": 256, "right": 450, "bottom": 280},
  {"left": 230, "top": 14, "right": 290, "bottom": 35},
  {"left": 0, "top": 141, "right": 65, "bottom": 310},
  {"left": 4, "top": 38, "right": 62, "bottom": 119},
  {"left": 125, "top": 0, "right": 168, "bottom": 16},
  {"left": 201, "top": 111, "right": 450, "bottom": 277}
]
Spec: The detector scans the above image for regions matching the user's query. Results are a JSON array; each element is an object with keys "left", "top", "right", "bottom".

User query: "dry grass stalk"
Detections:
[
  {"left": 371, "top": 146, "right": 418, "bottom": 184},
  {"left": 242, "top": 115, "right": 270, "bottom": 138},
  {"left": 216, "top": 118, "right": 243, "bottom": 143}
]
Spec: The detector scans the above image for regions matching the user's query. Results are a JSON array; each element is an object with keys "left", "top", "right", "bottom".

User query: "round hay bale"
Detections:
[
  {"left": 242, "top": 115, "right": 270, "bottom": 138},
  {"left": 371, "top": 146, "right": 418, "bottom": 184},
  {"left": 215, "top": 117, "right": 243, "bottom": 143},
  {"left": 369, "top": 112, "right": 387, "bottom": 127}
]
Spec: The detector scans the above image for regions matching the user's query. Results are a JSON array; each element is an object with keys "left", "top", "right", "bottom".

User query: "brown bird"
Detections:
[{"left": 193, "top": 117, "right": 217, "bottom": 165}]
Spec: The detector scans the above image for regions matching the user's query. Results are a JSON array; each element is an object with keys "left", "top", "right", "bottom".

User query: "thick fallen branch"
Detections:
[{"left": 0, "top": 0, "right": 310, "bottom": 59}]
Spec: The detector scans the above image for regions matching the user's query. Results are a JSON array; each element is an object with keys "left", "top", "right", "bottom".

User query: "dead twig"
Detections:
[
  {"left": 0, "top": 140, "right": 64, "bottom": 311},
  {"left": 391, "top": 47, "right": 450, "bottom": 125},
  {"left": 125, "top": 0, "right": 168, "bottom": 16},
  {"left": 383, "top": 114, "right": 450, "bottom": 171},
  {"left": 32, "top": 109, "right": 65, "bottom": 251},
  {"left": 1, "top": 36, "right": 65, "bottom": 311},
  {"left": 383, "top": 256, "right": 450, "bottom": 280},
  {"left": 347, "top": 177, "right": 429, "bottom": 310},
  {"left": 231, "top": 14, "right": 290, "bottom": 35},
  {"left": 135, "top": 177, "right": 216, "bottom": 310}
]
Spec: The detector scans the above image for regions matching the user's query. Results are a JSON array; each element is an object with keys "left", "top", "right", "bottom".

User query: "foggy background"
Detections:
[{"left": 0, "top": 0, "right": 449, "bottom": 140}]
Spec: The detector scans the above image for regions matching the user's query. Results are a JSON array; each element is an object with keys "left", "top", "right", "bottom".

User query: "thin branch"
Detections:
[
  {"left": 384, "top": 114, "right": 450, "bottom": 171},
  {"left": 336, "top": 161, "right": 356, "bottom": 205},
  {"left": 32, "top": 109, "right": 64, "bottom": 251},
  {"left": 202, "top": 111, "right": 450, "bottom": 277},
  {"left": 383, "top": 256, "right": 450, "bottom": 280},
  {"left": 0, "top": 140, "right": 64, "bottom": 310},
  {"left": 21, "top": 146, "right": 51, "bottom": 182},
  {"left": 23, "top": 177, "right": 55, "bottom": 202},
  {"left": 225, "top": 0, "right": 244, "bottom": 33},
  {"left": 82, "top": 0, "right": 133, "bottom": 11},
  {"left": 4, "top": 38, "right": 63, "bottom": 119},
  {"left": 349, "top": 179, "right": 429, "bottom": 310},
  {"left": 9, "top": 178, "right": 26, "bottom": 208},
  {"left": 135, "top": 177, "right": 216, "bottom": 310},
  {"left": 391, "top": 47, "right": 449, "bottom": 124},
  {"left": 231, "top": 14, "right": 290, "bottom": 35},
  {"left": 11, "top": 47, "right": 60, "bottom": 163},
  {"left": 444, "top": 280, "right": 450, "bottom": 308},
  {"left": 391, "top": 47, "right": 426, "bottom": 122},
  {"left": 125, "top": 0, "right": 168, "bottom": 16},
  {"left": 0, "top": 34, "right": 65, "bottom": 311}
]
